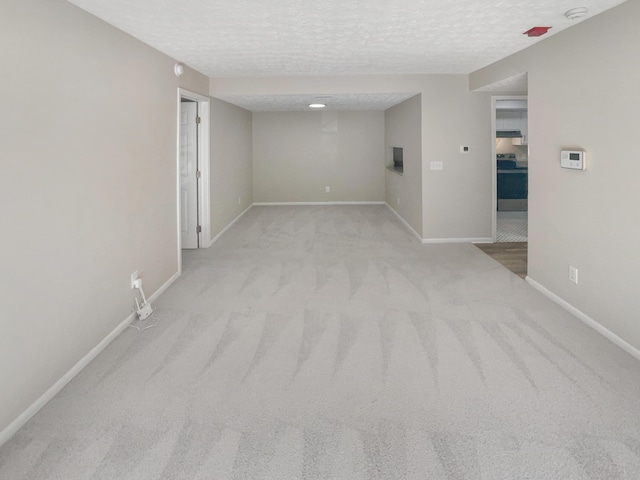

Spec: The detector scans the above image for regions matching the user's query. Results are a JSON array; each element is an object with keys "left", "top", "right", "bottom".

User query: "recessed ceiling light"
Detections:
[
  {"left": 565, "top": 7, "right": 588, "bottom": 20},
  {"left": 309, "top": 103, "right": 326, "bottom": 108}
]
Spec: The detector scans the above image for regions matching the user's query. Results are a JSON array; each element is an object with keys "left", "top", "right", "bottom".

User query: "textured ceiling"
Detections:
[
  {"left": 67, "top": 0, "right": 626, "bottom": 111},
  {"left": 68, "top": 0, "right": 627, "bottom": 77},
  {"left": 217, "top": 93, "right": 419, "bottom": 112}
]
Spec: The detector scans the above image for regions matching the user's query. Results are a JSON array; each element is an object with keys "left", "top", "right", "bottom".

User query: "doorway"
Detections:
[
  {"left": 480, "top": 95, "right": 528, "bottom": 279},
  {"left": 180, "top": 99, "right": 199, "bottom": 249},
  {"left": 176, "top": 89, "right": 210, "bottom": 272},
  {"left": 491, "top": 96, "right": 528, "bottom": 243}
]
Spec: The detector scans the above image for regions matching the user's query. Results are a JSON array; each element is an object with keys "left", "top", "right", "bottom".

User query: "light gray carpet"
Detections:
[
  {"left": 497, "top": 211, "right": 528, "bottom": 243},
  {"left": 2, "top": 205, "right": 640, "bottom": 479}
]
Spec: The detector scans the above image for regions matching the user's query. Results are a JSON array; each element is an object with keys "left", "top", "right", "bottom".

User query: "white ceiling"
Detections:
[
  {"left": 67, "top": 0, "right": 626, "bottom": 110},
  {"left": 68, "top": 0, "right": 626, "bottom": 77},
  {"left": 217, "top": 93, "right": 419, "bottom": 112}
]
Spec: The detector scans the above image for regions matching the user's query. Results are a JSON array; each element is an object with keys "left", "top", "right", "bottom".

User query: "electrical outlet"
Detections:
[
  {"left": 460, "top": 145, "right": 470, "bottom": 153},
  {"left": 325, "top": 186, "right": 330, "bottom": 193},
  {"left": 238, "top": 197, "right": 241, "bottom": 205},
  {"left": 130, "top": 271, "right": 139, "bottom": 289},
  {"left": 430, "top": 161, "right": 443, "bottom": 171},
  {"left": 397, "top": 196, "right": 400, "bottom": 205},
  {"left": 569, "top": 265, "right": 579, "bottom": 284}
]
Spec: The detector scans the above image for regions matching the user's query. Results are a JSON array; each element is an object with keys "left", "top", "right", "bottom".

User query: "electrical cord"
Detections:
[
  {"left": 128, "top": 280, "right": 158, "bottom": 331},
  {"left": 127, "top": 311, "right": 160, "bottom": 331}
]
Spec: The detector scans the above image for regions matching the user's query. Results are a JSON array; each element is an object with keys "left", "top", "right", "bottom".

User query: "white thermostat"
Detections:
[{"left": 561, "top": 150, "right": 586, "bottom": 170}]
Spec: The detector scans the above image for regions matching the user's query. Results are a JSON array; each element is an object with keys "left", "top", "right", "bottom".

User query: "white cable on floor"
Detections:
[
  {"left": 128, "top": 280, "right": 157, "bottom": 330},
  {"left": 127, "top": 312, "right": 160, "bottom": 331}
]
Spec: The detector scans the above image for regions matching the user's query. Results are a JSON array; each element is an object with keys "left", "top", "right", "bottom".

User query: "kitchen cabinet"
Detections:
[
  {"left": 496, "top": 111, "right": 520, "bottom": 130},
  {"left": 512, "top": 116, "right": 528, "bottom": 145},
  {"left": 497, "top": 110, "right": 528, "bottom": 145},
  {"left": 497, "top": 169, "right": 528, "bottom": 211}
]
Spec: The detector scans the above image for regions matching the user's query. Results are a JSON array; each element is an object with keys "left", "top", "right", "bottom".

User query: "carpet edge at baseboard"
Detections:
[
  {"left": 207, "top": 204, "right": 253, "bottom": 248},
  {"left": 526, "top": 276, "right": 640, "bottom": 362},
  {"left": 0, "top": 271, "right": 181, "bottom": 449}
]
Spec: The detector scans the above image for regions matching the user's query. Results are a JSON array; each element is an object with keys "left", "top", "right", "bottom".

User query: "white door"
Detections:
[{"left": 180, "top": 101, "right": 199, "bottom": 249}]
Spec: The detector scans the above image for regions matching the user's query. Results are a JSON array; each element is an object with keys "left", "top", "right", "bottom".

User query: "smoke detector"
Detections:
[{"left": 565, "top": 7, "right": 589, "bottom": 20}]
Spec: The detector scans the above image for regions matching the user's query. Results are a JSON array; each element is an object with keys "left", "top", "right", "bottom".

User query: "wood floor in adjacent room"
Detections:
[{"left": 474, "top": 241, "right": 527, "bottom": 279}]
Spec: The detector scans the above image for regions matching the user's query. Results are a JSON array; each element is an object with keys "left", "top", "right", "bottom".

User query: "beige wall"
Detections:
[
  {"left": 0, "top": 0, "right": 208, "bottom": 434},
  {"left": 210, "top": 98, "right": 253, "bottom": 238},
  {"left": 385, "top": 95, "right": 423, "bottom": 235},
  {"left": 421, "top": 77, "right": 493, "bottom": 241},
  {"left": 252, "top": 111, "right": 385, "bottom": 203},
  {"left": 471, "top": 0, "right": 640, "bottom": 349},
  {"left": 212, "top": 75, "right": 493, "bottom": 240}
]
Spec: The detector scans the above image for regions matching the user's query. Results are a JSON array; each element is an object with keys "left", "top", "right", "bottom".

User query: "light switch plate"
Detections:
[{"left": 430, "top": 161, "right": 443, "bottom": 171}]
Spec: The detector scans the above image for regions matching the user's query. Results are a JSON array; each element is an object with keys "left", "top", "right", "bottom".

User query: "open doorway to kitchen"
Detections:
[
  {"left": 493, "top": 96, "right": 528, "bottom": 243},
  {"left": 476, "top": 95, "right": 528, "bottom": 279}
]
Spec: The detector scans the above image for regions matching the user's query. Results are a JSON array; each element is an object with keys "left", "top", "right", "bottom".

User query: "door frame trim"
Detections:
[
  {"left": 491, "top": 94, "right": 527, "bottom": 242},
  {"left": 176, "top": 88, "right": 210, "bottom": 272}
]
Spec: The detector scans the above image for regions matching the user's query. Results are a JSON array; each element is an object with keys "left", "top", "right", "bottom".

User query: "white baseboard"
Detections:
[
  {"left": 384, "top": 204, "right": 423, "bottom": 242},
  {"left": 0, "top": 271, "right": 181, "bottom": 448},
  {"left": 422, "top": 237, "right": 493, "bottom": 244},
  {"left": 470, "top": 238, "right": 494, "bottom": 244},
  {"left": 526, "top": 276, "right": 640, "bottom": 362},
  {"left": 148, "top": 271, "right": 180, "bottom": 303},
  {"left": 206, "top": 204, "right": 253, "bottom": 248},
  {"left": 253, "top": 201, "right": 386, "bottom": 206}
]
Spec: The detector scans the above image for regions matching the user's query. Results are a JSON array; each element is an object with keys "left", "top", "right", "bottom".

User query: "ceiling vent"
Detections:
[{"left": 523, "top": 26, "right": 551, "bottom": 37}]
